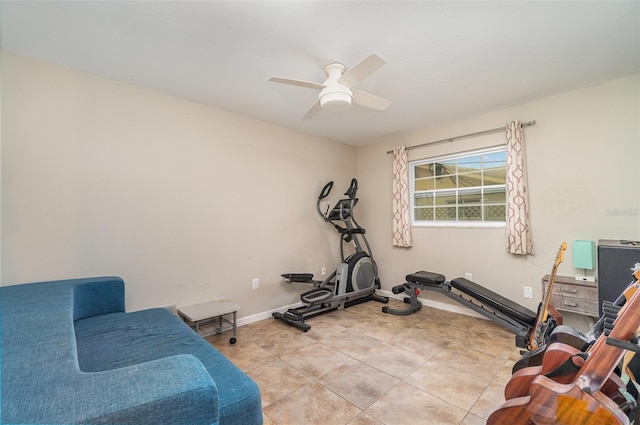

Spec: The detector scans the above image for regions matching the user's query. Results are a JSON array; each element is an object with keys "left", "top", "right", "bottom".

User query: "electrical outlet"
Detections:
[
  {"left": 523, "top": 286, "right": 533, "bottom": 299},
  {"left": 464, "top": 272, "right": 472, "bottom": 280},
  {"left": 252, "top": 278, "right": 259, "bottom": 290},
  {"left": 321, "top": 266, "right": 326, "bottom": 276}
]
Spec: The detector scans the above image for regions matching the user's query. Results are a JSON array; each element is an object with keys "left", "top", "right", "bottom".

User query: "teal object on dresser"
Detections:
[{"left": 1, "top": 276, "right": 262, "bottom": 425}]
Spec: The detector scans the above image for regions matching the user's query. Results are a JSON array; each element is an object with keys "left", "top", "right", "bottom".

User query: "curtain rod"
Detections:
[{"left": 386, "top": 120, "right": 536, "bottom": 154}]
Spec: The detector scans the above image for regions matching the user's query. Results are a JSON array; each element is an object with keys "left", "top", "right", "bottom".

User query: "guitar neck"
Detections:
[
  {"left": 539, "top": 264, "right": 560, "bottom": 322},
  {"left": 529, "top": 243, "right": 567, "bottom": 350},
  {"left": 578, "top": 285, "right": 640, "bottom": 393}
]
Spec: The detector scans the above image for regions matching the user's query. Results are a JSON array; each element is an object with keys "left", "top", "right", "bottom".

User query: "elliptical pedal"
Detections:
[{"left": 301, "top": 287, "right": 333, "bottom": 303}]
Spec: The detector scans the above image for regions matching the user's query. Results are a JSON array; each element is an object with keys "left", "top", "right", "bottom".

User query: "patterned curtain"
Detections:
[
  {"left": 392, "top": 146, "right": 412, "bottom": 247},
  {"left": 505, "top": 121, "right": 534, "bottom": 255}
]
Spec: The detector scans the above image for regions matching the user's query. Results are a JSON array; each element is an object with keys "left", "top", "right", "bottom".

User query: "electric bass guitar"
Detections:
[
  {"left": 529, "top": 242, "right": 567, "bottom": 351},
  {"left": 488, "top": 276, "right": 640, "bottom": 425}
]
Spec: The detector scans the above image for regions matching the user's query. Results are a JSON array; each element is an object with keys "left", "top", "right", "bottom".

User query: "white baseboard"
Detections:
[
  {"left": 234, "top": 290, "right": 487, "bottom": 328},
  {"left": 236, "top": 301, "right": 304, "bottom": 327}
]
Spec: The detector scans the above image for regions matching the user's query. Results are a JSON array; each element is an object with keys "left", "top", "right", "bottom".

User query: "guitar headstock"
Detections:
[{"left": 555, "top": 242, "right": 567, "bottom": 266}]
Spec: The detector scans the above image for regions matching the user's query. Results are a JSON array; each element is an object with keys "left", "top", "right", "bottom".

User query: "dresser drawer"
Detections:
[
  {"left": 552, "top": 283, "right": 598, "bottom": 300},
  {"left": 550, "top": 294, "right": 598, "bottom": 316},
  {"left": 544, "top": 275, "right": 598, "bottom": 317}
]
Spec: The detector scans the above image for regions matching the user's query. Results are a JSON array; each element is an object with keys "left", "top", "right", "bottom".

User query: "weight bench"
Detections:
[{"left": 383, "top": 271, "right": 537, "bottom": 348}]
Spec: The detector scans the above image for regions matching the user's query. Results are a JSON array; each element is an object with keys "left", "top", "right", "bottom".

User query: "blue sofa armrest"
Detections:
[
  {"left": 3, "top": 353, "right": 219, "bottom": 425},
  {"left": 73, "top": 276, "right": 126, "bottom": 320}
]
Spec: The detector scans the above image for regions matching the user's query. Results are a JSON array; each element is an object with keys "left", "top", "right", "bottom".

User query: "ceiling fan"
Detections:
[{"left": 269, "top": 53, "right": 391, "bottom": 118}]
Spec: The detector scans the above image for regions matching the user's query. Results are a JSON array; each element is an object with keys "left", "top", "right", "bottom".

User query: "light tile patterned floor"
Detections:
[{"left": 207, "top": 298, "right": 520, "bottom": 425}]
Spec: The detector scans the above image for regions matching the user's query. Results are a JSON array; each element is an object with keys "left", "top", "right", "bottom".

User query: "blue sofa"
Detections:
[{"left": 1, "top": 276, "right": 262, "bottom": 425}]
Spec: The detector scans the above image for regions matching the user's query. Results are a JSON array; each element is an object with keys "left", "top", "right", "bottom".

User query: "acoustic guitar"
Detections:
[
  {"left": 513, "top": 280, "right": 638, "bottom": 373},
  {"left": 529, "top": 242, "right": 567, "bottom": 351},
  {"left": 513, "top": 326, "right": 590, "bottom": 373},
  {"left": 503, "top": 341, "right": 626, "bottom": 402},
  {"left": 505, "top": 278, "right": 640, "bottom": 403},
  {"left": 487, "top": 277, "right": 640, "bottom": 424}
]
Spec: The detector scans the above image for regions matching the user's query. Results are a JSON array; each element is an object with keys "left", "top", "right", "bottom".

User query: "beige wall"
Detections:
[
  {"left": 357, "top": 75, "right": 640, "bottom": 313},
  {"left": 1, "top": 53, "right": 358, "bottom": 315},
  {"left": 3, "top": 52, "right": 639, "bottom": 322}
]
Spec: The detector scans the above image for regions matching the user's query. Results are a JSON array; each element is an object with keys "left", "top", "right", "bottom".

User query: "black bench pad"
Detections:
[
  {"left": 406, "top": 271, "right": 446, "bottom": 286},
  {"left": 451, "top": 278, "right": 537, "bottom": 326}
]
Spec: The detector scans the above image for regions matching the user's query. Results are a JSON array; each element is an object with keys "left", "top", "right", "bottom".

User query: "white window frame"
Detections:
[{"left": 410, "top": 146, "right": 507, "bottom": 228}]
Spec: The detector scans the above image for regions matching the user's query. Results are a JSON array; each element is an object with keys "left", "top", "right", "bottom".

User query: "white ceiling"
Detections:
[{"left": 2, "top": 1, "right": 639, "bottom": 146}]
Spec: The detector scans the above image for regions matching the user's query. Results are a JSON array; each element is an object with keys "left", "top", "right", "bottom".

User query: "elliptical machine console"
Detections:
[{"left": 273, "top": 179, "right": 388, "bottom": 331}]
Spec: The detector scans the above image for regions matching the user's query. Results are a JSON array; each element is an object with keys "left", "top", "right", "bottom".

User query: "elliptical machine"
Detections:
[{"left": 273, "top": 179, "right": 388, "bottom": 331}]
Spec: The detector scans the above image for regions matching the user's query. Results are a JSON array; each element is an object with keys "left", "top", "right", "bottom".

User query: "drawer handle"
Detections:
[
  {"left": 563, "top": 301, "right": 578, "bottom": 307},
  {"left": 562, "top": 289, "right": 578, "bottom": 294}
]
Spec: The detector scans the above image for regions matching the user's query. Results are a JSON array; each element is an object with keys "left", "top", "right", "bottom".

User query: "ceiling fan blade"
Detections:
[
  {"left": 303, "top": 99, "right": 322, "bottom": 119},
  {"left": 338, "top": 53, "right": 387, "bottom": 87},
  {"left": 352, "top": 89, "right": 391, "bottom": 111},
  {"left": 268, "top": 76, "right": 325, "bottom": 90}
]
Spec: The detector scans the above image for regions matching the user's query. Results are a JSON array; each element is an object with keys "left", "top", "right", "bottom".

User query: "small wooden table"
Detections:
[{"left": 178, "top": 299, "right": 240, "bottom": 344}]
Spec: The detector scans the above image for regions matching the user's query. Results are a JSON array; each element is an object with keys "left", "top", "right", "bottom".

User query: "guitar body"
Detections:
[
  {"left": 506, "top": 343, "right": 625, "bottom": 400},
  {"left": 505, "top": 347, "right": 625, "bottom": 401},
  {"left": 489, "top": 375, "right": 629, "bottom": 425},
  {"left": 513, "top": 326, "right": 591, "bottom": 373},
  {"left": 548, "top": 305, "right": 563, "bottom": 326},
  {"left": 506, "top": 343, "right": 582, "bottom": 399},
  {"left": 528, "top": 300, "right": 563, "bottom": 351},
  {"left": 549, "top": 326, "right": 591, "bottom": 351},
  {"left": 514, "top": 346, "right": 547, "bottom": 373}
]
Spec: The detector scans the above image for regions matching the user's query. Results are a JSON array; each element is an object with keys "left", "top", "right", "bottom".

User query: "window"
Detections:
[{"left": 410, "top": 147, "right": 507, "bottom": 227}]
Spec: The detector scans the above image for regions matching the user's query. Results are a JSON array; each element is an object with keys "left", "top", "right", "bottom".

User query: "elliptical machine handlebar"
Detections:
[
  {"left": 319, "top": 181, "right": 334, "bottom": 200},
  {"left": 344, "top": 178, "right": 358, "bottom": 200},
  {"left": 317, "top": 181, "right": 333, "bottom": 219},
  {"left": 317, "top": 179, "right": 360, "bottom": 221}
]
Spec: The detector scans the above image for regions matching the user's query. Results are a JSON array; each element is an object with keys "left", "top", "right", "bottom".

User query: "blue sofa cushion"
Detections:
[{"left": 74, "top": 308, "right": 262, "bottom": 425}]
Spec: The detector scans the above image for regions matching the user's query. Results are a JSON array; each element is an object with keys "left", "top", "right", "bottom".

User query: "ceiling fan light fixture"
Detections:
[
  {"left": 319, "top": 84, "right": 353, "bottom": 112},
  {"left": 320, "top": 91, "right": 352, "bottom": 111}
]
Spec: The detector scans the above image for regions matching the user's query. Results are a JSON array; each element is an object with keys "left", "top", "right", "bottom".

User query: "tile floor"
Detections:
[{"left": 206, "top": 299, "right": 521, "bottom": 425}]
